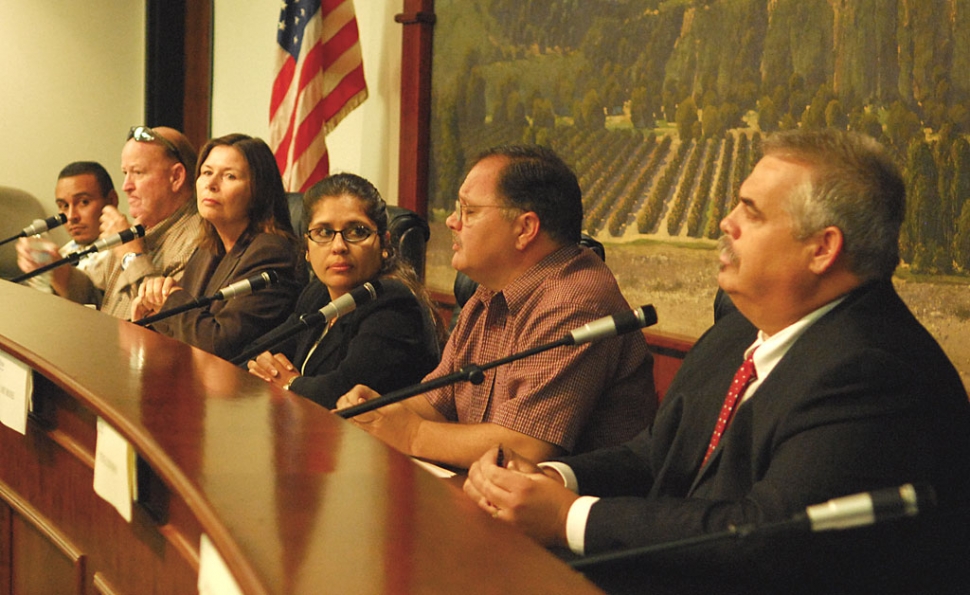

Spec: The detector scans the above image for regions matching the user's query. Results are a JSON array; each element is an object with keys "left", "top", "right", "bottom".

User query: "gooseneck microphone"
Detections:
[
  {"left": 86, "top": 224, "right": 147, "bottom": 257},
  {"left": 0, "top": 213, "right": 69, "bottom": 247},
  {"left": 10, "top": 224, "right": 146, "bottom": 283},
  {"left": 229, "top": 280, "right": 383, "bottom": 365},
  {"left": 569, "top": 305, "right": 657, "bottom": 345},
  {"left": 135, "top": 270, "right": 279, "bottom": 326},
  {"left": 211, "top": 270, "right": 279, "bottom": 301},
  {"left": 334, "top": 305, "right": 658, "bottom": 419},
  {"left": 568, "top": 483, "right": 935, "bottom": 571},
  {"left": 797, "top": 483, "right": 933, "bottom": 532},
  {"left": 299, "top": 280, "right": 382, "bottom": 328}
]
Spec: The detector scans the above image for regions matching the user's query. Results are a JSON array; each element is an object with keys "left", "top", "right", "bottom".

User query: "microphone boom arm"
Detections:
[
  {"left": 335, "top": 304, "right": 657, "bottom": 419},
  {"left": 0, "top": 213, "right": 68, "bottom": 247},
  {"left": 230, "top": 314, "right": 320, "bottom": 364},
  {"left": 9, "top": 223, "right": 145, "bottom": 284},
  {"left": 569, "top": 483, "right": 931, "bottom": 571},
  {"left": 135, "top": 270, "right": 278, "bottom": 327},
  {"left": 135, "top": 295, "right": 213, "bottom": 326},
  {"left": 8, "top": 250, "right": 85, "bottom": 283},
  {"left": 335, "top": 335, "right": 573, "bottom": 419}
]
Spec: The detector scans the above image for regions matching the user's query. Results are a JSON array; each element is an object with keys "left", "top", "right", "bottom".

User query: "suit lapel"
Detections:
[
  {"left": 684, "top": 285, "right": 875, "bottom": 497},
  {"left": 207, "top": 244, "right": 244, "bottom": 294}
]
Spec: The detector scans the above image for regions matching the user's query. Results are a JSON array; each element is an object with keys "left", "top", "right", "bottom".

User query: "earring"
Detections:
[{"left": 381, "top": 250, "right": 389, "bottom": 259}]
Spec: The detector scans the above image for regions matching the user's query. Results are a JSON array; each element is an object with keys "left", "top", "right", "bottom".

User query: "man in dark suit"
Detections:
[{"left": 464, "top": 129, "right": 970, "bottom": 592}]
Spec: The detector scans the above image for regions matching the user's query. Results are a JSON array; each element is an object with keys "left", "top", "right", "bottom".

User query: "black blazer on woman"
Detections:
[{"left": 256, "top": 276, "right": 440, "bottom": 409}]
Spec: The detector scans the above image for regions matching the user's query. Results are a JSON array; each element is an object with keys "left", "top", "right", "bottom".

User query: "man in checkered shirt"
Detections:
[{"left": 338, "top": 144, "right": 655, "bottom": 470}]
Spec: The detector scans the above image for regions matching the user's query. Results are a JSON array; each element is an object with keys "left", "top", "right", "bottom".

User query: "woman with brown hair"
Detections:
[{"left": 131, "top": 133, "right": 304, "bottom": 360}]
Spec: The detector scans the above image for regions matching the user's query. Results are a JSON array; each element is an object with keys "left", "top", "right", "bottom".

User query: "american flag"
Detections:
[{"left": 270, "top": 0, "right": 368, "bottom": 192}]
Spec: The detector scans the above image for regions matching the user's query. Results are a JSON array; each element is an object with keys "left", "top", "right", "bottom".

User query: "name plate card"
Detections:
[
  {"left": 93, "top": 417, "right": 137, "bottom": 522},
  {"left": 0, "top": 351, "right": 32, "bottom": 435},
  {"left": 198, "top": 533, "right": 244, "bottom": 595}
]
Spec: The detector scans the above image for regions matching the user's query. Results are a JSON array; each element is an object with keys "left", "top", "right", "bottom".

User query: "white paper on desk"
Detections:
[
  {"left": 0, "top": 351, "right": 32, "bottom": 435},
  {"left": 93, "top": 417, "right": 136, "bottom": 523},
  {"left": 198, "top": 533, "right": 244, "bottom": 595},
  {"left": 411, "top": 457, "right": 457, "bottom": 478}
]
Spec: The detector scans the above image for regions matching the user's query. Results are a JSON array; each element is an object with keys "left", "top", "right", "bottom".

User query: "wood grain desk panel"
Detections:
[{"left": 0, "top": 281, "right": 603, "bottom": 595}]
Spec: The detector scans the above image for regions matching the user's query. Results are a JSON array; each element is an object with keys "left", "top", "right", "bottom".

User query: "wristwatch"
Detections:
[{"left": 121, "top": 252, "right": 144, "bottom": 271}]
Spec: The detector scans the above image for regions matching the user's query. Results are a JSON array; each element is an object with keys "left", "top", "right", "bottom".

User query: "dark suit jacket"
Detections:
[
  {"left": 259, "top": 277, "right": 441, "bottom": 409},
  {"left": 152, "top": 232, "right": 304, "bottom": 361},
  {"left": 565, "top": 281, "right": 970, "bottom": 592}
]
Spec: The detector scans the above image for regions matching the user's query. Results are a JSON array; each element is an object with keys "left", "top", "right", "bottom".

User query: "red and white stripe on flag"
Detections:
[{"left": 270, "top": 0, "right": 367, "bottom": 192}]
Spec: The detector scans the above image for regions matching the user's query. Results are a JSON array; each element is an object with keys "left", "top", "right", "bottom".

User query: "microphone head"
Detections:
[
  {"left": 613, "top": 305, "right": 658, "bottom": 336},
  {"left": 253, "top": 269, "right": 279, "bottom": 291},
  {"left": 634, "top": 305, "right": 658, "bottom": 330},
  {"left": 132, "top": 223, "right": 146, "bottom": 238},
  {"left": 342, "top": 279, "right": 384, "bottom": 309},
  {"left": 358, "top": 279, "right": 382, "bottom": 302},
  {"left": 889, "top": 483, "right": 936, "bottom": 517},
  {"left": 804, "top": 483, "right": 937, "bottom": 532},
  {"left": 213, "top": 270, "right": 280, "bottom": 301},
  {"left": 23, "top": 213, "right": 68, "bottom": 236},
  {"left": 314, "top": 278, "right": 386, "bottom": 324}
]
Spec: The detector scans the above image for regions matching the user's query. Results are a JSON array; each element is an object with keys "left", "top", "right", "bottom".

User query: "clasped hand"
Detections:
[
  {"left": 247, "top": 351, "right": 300, "bottom": 390},
  {"left": 463, "top": 445, "right": 576, "bottom": 548},
  {"left": 131, "top": 276, "right": 182, "bottom": 321}
]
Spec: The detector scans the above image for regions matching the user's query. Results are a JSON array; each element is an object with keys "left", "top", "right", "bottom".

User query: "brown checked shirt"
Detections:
[{"left": 425, "top": 244, "right": 656, "bottom": 453}]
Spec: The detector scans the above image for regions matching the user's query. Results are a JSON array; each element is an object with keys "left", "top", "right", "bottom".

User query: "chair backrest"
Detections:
[
  {"left": 286, "top": 192, "right": 431, "bottom": 282},
  {"left": 286, "top": 192, "right": 307, "bottom": 238},
  {"left": 0, "top": 186, "right": 49, "bottom": 280},
  {"left": 387, "top": 205, "right": 431, "bottom": 282},
  {"left": 452, "top": 233, "right": 606, "bottom": 308}
]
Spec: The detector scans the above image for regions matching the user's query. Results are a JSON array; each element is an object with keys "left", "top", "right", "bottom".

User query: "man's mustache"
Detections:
[{"left": 718, "top": 235, "right": 738, "bottom": 265}]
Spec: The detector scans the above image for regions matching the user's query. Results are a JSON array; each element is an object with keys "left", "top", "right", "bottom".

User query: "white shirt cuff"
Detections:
[
  {"left": 565, "top": 496, "right": 600, "bottom": 555},
  {"left": 538, "top": 461, "right": 579, "bottom": 491},
  {"left": 538, "top": 462, "right": 597, "bottom": 555}
]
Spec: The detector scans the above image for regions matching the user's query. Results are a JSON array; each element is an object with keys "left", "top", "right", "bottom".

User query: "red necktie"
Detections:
[{"left": 701, "top": 350, "right": 757, "bottom": 467}]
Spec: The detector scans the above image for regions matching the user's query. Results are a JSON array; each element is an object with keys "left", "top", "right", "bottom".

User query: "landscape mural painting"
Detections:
[{"left": 424, "top": 0, "right": 970, "bottom": 388}]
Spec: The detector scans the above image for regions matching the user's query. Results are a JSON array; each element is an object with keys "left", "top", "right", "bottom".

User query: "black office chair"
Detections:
[
  {"left": 286, "top": 192, "right": 431, "bottom": 281},
  {"left": 387, "top": 205, "right": 431, "bottom": 282},
  {"left": 286, "top": 192, "right": 308, "bottom": 239},
  {"left": 452, "top": 233, "right": 606, "bottom": 308}
]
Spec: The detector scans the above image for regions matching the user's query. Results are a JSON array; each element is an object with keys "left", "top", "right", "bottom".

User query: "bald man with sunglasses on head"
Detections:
[{"left": 59, "top": 126, "right": 202, "bottom": 318}]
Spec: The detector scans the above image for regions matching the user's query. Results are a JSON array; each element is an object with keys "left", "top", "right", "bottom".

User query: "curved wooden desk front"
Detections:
[{"left": 0, "top": 281, "right": 602, "bottom": 595}]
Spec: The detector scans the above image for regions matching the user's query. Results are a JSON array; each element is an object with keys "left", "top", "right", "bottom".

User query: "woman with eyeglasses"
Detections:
[
  {"left": 130, "top": 133, "right": 305, "bottom": 360},
  {"left": 244, "top": 173, "right": 442, "bottom": 409}
]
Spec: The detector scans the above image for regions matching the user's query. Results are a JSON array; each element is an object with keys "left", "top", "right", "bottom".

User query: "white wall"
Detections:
[
  {"left": 211, "top": 1, "right": 402, "bottom": 203},
  {"left": 0, "top": 1, "right": 402, "bottom": 213},
  {"left": 0, "top": 2, "right": 145, "bottom": 214}
]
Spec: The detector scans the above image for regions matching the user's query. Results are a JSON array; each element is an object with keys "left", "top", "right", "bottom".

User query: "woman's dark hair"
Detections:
[
  {"left": 304, "top": 173, "right": 447, "bottom": 347},
  {"left": 195, "top": 133, "right": 297, "bottom": 254}
]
